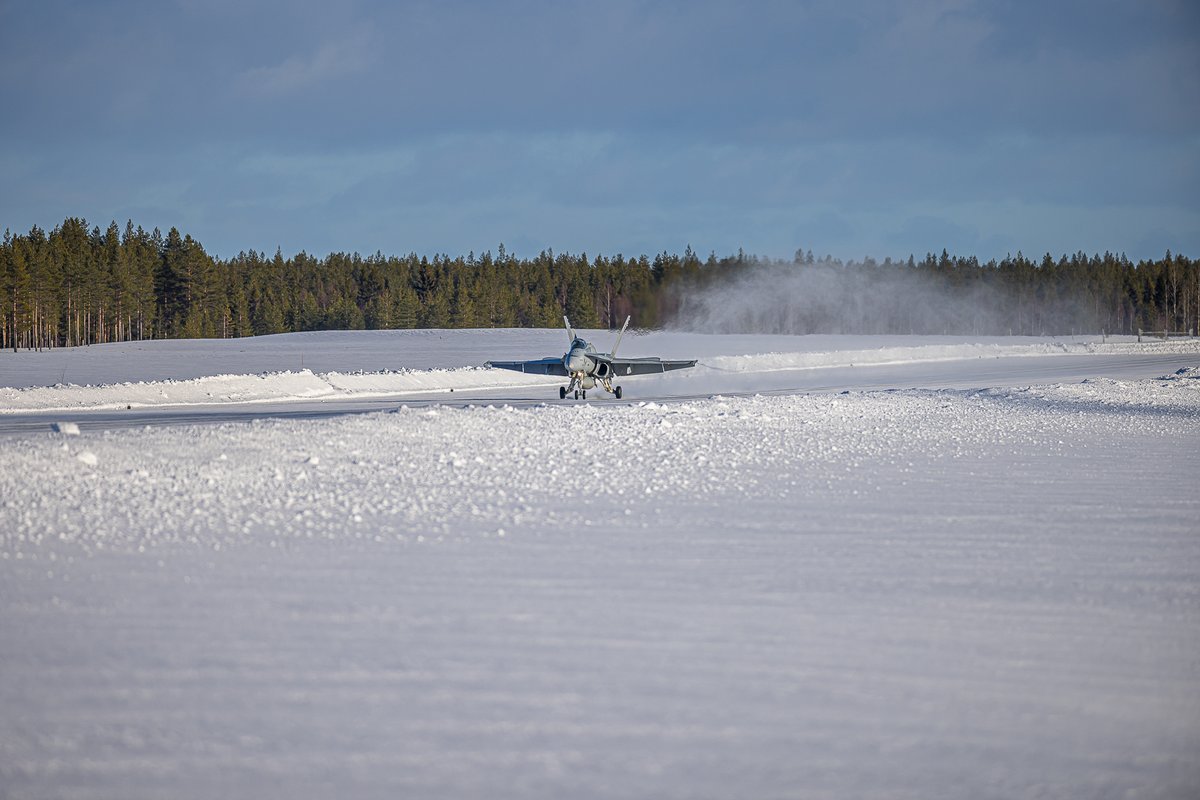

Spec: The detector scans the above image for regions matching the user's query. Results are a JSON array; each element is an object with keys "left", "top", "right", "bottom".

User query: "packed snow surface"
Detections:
[{"left": 1, "top": 333, "right": 1198, "bottom": 799}]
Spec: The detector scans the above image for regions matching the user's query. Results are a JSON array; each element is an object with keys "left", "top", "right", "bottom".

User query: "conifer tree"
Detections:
[
  {"left": 3, "top": 230, "right": 30, "bottom": 350},
  {"left": 393, "top": 284, "right": 419, "bottom": 329},
  {"left": 451, "top": 280, "right": 477, "bottom": 328}
]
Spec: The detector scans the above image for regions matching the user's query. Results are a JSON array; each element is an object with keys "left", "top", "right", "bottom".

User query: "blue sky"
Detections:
[{"left": 2, "top": 0, "right": 1197, "bottom": 261}]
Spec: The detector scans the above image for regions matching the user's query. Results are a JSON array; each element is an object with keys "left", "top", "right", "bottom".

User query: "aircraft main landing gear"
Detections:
[
  {"left": 559, "top": 386, "right": 567, "bottom": 399},
  {"left": 615, "top": 386, "right": 622, "bottom": 399}
]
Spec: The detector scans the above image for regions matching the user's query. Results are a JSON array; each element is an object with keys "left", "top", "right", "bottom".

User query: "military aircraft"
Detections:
[{"left": 487, "top": 316, "right": 697, "bottom": 399}]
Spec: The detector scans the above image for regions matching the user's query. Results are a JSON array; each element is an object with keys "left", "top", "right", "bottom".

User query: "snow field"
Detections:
[{"left": 1, "top": 369, "right": 1198, "bottom": 798}]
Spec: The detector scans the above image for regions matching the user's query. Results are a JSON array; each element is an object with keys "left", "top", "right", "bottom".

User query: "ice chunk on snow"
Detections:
[
  {"left": 76, "top": 450, "right": 98, "bottom": 466},
  {"left": 52, "top": 422, "right": 80, "bottom": 435}
]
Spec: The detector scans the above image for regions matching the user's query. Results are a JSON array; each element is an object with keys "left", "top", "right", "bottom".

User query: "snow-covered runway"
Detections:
[
  {"left": 0, "top": 329, "right": 1196, "bottom": 433},
  {"left": 1, "top": 332, "right": 1198, "bottom": 798}
]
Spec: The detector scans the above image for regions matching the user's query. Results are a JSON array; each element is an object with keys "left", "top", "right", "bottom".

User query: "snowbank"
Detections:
[{"left": 0, "top": 367, "right": 555, "bottom": 413}]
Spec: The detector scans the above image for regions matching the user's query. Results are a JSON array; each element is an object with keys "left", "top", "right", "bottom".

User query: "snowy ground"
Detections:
[{"left": 1, "top": 332, "right": 1199, "bottom": 799}]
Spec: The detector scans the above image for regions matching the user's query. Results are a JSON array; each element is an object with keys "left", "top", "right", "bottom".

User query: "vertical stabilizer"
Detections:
[
  {"left": 611, "top": 316, "right": 631, "bottom": 357},
  {"left": 563, "top": 316, "right": 575, "bottom": 344}
]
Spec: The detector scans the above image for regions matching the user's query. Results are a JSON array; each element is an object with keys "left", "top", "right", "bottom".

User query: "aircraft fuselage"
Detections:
[{"left": 564, "top": 339, "right": 597, "bottom": 384}]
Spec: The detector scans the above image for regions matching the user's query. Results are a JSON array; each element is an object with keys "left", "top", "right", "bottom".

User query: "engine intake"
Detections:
[{"left": 594, "top": 361, "right": 611, "bottom": 379}]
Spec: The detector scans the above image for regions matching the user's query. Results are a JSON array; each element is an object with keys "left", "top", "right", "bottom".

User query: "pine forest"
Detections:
[{"left": 1, "top": 217, "right": 1197, "bottom": 350}]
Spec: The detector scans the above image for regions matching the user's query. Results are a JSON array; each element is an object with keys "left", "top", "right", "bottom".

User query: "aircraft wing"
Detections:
[
  {"left": 595, "top": 355, "right": 698, "bottom": 376},
  {"left": 486, "top": 357, "right": 569, "bottom": 376}
]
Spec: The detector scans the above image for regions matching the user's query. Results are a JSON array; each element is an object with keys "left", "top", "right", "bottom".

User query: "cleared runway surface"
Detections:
[{"left": 1, "top": 352, "right": 1193, "bottom": 436}]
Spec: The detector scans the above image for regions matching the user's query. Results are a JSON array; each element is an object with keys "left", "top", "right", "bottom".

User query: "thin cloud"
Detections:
[{"left": 238, "top": 31, "right": 374, "bottom": 96}]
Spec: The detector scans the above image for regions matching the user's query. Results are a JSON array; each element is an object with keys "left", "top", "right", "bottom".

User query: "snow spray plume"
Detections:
[{"left": 669, "top": 256, "right": 1091, "bottom": 336}]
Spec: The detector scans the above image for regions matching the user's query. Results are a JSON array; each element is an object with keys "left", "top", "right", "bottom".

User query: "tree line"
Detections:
[{"left": 1, "top": 217, "right": 1196, "bottom": 350}]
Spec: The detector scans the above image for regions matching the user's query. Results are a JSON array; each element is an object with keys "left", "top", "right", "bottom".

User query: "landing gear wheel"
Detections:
[
  {"left": 574, "top": 390, "right": 580, "bottom": 400},
  {"left": 582, "top": 390, "right": 587, "bottom": 399},
  {"left": 559, "top": 386, "right": 567, "bottom": 400},
  {"left": 615, "top": 386, "right": 622, "bottom": 399}
]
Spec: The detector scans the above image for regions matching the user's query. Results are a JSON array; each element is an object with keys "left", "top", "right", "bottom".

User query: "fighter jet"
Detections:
[{"left": 487, "top": 316, "right": 697, "bottom": 399}]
